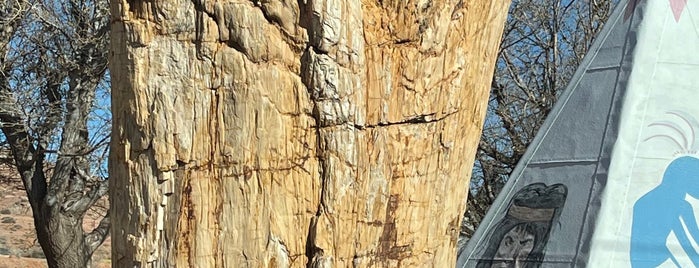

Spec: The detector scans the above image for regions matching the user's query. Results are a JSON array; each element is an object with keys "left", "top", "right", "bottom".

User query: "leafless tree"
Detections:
[
  {"left": 461, "top": 0, "right": 617, "bottom": 243},
  {"left": 0, "top": 0, "right": 110, "bottom": 266}
]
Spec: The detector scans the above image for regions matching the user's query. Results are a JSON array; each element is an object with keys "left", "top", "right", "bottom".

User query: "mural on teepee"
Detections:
[
  {"left": 591, "top": 0, "right": 699, "bottom": 265},
  {"left": 476, "top": 183, "right": 567, "bottom": 268},
  {"left": 631, "top": 112, "right": 699, "bottom": 267}
]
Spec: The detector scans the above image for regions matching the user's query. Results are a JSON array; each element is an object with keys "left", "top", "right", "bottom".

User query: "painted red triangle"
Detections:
[{"left": 669, "top": 0, "right": 687, "bottom": 21}]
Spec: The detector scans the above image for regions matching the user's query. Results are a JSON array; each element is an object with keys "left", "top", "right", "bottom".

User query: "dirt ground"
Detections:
[{"left": 0, "top": 167, "right": 111, "bottom": 268}]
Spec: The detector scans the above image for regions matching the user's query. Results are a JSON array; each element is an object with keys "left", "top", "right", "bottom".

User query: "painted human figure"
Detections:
[
  {"left": 631, "top": 156, "right": 699, "bottom": 267},
  {"left": 491, "top": 223, "right": 537, "bottom": 267},
  {"left": 477, "top": 183, "right": 567, "bottom": 268}
]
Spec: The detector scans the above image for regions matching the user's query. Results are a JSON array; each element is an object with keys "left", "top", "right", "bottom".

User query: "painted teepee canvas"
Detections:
[{"left": 458, "top": 0, "right": 699, "bottom": 266}]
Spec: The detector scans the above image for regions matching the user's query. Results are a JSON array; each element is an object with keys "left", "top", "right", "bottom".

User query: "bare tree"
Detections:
[
  {"left": 460, "top": 0, "right": 618, "bottom": 242},
  {"left": 0, "top": 0, "right": 110, "bottom": 266}
]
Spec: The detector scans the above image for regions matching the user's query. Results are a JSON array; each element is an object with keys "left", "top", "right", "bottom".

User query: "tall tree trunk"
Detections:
[
  {"left": 35, "top": 209, "right": 88, "bottom": 267},
  {"left": 109, "top": 0, "right": 509, "bottom": 266}
]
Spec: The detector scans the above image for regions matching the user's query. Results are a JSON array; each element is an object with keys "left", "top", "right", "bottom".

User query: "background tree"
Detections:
[
  {"left": 0, "top": 0, "right": 111, "bottom": 266},
  {"left": 460, "top": 0, "right": 618, "bottom": 243}
]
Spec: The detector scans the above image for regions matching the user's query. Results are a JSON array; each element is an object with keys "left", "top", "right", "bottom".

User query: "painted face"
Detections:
[{"left": 491, "top": 224, "right": 535, "bottom": 268}]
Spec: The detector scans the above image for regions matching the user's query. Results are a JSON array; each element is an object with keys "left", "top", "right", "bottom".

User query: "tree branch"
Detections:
[
  {"left": 0, "top": 85, "right": 48, "bottom": 209},
  {"left": 85, "top": 211, "right": 110, "bottom": 255}
]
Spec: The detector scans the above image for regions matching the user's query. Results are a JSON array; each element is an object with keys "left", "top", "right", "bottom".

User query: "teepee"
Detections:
[{"left": 458, "top": 0, "right": 699, "bottom": 267}]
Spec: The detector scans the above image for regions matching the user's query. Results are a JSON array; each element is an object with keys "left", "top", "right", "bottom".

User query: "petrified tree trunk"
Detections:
[{"left": 109, "top": 0, "right": 509, "bottom": 267}]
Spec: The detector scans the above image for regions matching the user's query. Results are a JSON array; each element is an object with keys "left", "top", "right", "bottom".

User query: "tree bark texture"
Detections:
[{"left": 109, "top": 0, "right": 509, "bottom": 267}]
